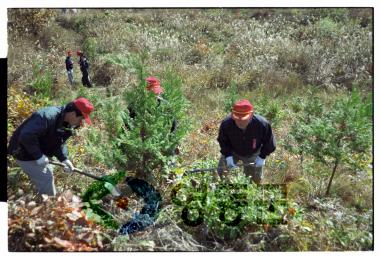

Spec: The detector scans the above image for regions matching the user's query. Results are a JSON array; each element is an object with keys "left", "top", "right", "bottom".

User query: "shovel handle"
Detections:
[
  {"left": 50, "top": 161, "right": 121, "bottom": 197},
  {"left": 50, "top": 161, "right": 103, "bottom": 181}
]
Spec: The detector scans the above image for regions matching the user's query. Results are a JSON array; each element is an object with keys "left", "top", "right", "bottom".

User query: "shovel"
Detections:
[{"left": 50, "top": 161, "right": 121, "bottom": 196}]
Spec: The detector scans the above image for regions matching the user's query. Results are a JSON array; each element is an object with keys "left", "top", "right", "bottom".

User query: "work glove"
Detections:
[
  {"left": 62, "top": 159, "right": 74, "bottom": 173},
  {"left": 36, "top": 155, "right": 49, "bottom": 166},
  {"left": 255, "top": 156, "right": 266, "bottom": 167},
  {"left": 226, "top": 156, "right": 237, "bottom": 169}
]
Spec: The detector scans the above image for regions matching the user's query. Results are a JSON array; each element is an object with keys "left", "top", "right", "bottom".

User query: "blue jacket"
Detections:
[
  {"left": 217, "top": 114, "right": 276, "bottom": 159},
  {"left": 7, "top": 106, "right": 74, "bottom": 162}
]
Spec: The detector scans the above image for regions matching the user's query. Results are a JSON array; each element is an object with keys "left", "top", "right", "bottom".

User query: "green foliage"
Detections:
[
  {"left": 103, "top": 53, "right": 134, "bottom": 71},
  {"left": 286, "top": 88, "right": 372, "bottom": 195},
  {"left": 98, "top": 53, "right": 190, "bottom": 178},
  {"left": 253, "top": 93, "right": 285, "bottom": 126},
  {"left": 120, "top": 74, "right": 188, "bottom": 175},
  {"left": 289, "top": 96, "right": 306, "bottom": 114},
  {"left": 325, "top": 208, "right": 373, "bottom": 250},
  {"left": 82, "top": 170, "right": 126, "bottom": 228},
  {"left": 28, "top": 62, "right": 53, "bottom": 100},
  {"left": 103, "top": 51, "right": 150, "bottom": 77},
  {"left": 83, "top": 37, "right": 97, "bottom": 59},
  {"left": 73, "top": 15, "right": 88, "bottom": 33},
  {"left": 223, "top": 82, "right": 239, "bottom": 114},
  {"left": 316, "top": 17, "right": 340, "bottom": 38},
  {"left": 171, "top": 164, "right": 302, "bottom": 240},
  {"left": 316, "top": 8, "right": 350, "bottom": 23},
  {"left": 84, "top": 126, "right": 126, "bottom": 168}
]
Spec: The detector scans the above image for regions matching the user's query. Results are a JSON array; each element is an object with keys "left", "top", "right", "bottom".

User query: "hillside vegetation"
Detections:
[{"left": 7, "top": 8, "right": 373, "bottom": 251}]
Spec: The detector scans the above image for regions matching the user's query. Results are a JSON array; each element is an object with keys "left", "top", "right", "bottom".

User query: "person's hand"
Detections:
[
  {"left": 255, "top": 156, "right": 266, "bottom": 167},
  {"left": 63, "top": 159, "right": 75, "bottom": 173},
  {"left": 36, "top": 155, "right": 49, "bottom": 166},
  {"left": 226, "top": 156, "right": 237, "bottom": 169}
]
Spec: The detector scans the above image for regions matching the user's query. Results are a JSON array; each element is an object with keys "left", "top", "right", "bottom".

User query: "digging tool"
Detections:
[{"left": 50, "top": 161, "right": 121, "bottom": 196}]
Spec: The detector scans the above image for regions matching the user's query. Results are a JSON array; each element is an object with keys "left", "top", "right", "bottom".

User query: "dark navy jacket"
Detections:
[
  {"left": 7, "top": 106, "right": 74, "bottom": 162},
  {"left": 79, "top": 56, "right": 89, "bottom": 76},
  {"left": 217, "top": 114, "right": 276, "bottom": 159},
  {"left": 65, "top": 56, "right": 73, "bottom": 71}
]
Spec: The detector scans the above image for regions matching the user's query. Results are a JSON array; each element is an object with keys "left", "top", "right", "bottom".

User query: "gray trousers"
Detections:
[
  {"left": 67, "top": 69, "right": 74, "bottom": 85},
  {"left": 16, "top": 160, "right": 56, "bottom": 196},
  {"left": 217, "top": 152, "right": 264, "bottom": 184}
]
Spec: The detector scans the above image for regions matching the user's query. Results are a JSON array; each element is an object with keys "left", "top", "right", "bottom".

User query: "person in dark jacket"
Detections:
[
  {"left": 65, "top": 50, "right": 74, "bottom": 85},
  {"left": 77, "top": 50, "right": 92, "bottom": 88},
  {"left": 7, "top": 97, "right": 94, "bottom": 196},
  {"left": 217, "top": 99, "right": 276, "bottom": 184}
]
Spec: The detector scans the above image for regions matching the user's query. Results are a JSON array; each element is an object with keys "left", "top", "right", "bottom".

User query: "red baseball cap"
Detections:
[
  {"left": 73, "top": 97, "right": 94, "bottom": 124},
  {"left": 146, "top": 76, "right": 164, "bottom": 95},
  {"left": 231, "top": 99, "right": 254, "bottom": 121}
]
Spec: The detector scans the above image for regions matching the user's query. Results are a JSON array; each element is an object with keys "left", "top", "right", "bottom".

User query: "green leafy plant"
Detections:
[
  {"left": 82, "top": 171, "right": 126, "bottom": 229},
  {"left": 171, "top": 162, "right": 302, "bottom": 240},
  {"left": 317, "top": 17, "right": 340, "bottom": 38},
  {"left": 29, "top": 62, "right": 53, "bottom": 100},
  {"left": 83, "top": 37, "right": 97, "bottom": 59},
  {"left": 73, "top": 15, "right": 88, "bottom": 33},
  {"left": 223, "top": 81, "right": 239, "bottom": 114},
  {"left": 254, "top": 93, "right": 285, "bottom": 126}
]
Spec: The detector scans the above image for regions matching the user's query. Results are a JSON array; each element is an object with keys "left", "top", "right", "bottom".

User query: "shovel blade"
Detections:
[{"left": 104, "top": 182, "right": 121, "bottom": 197}]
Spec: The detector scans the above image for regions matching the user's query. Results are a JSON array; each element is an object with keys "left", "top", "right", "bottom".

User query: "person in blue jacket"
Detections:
[
  {"left": 7, "top": 97, "right": 94, "bottom": 196},
  {"left": 217, "top": 99, "right": 276, "bottom": 184}
]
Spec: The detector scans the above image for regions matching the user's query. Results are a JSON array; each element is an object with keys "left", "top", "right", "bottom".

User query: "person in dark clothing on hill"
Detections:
[
  {"left": 65, "top": 50, "right": 74, "bottom": 85},
  {"left": 7, "top": 97, "right": 94, "bottom": 196},
  {"left": 217, "top": 99, "right": 276, "bottom": 184},
  {"left": 77, "top": 50, "right": 92, "bottom": 88}
]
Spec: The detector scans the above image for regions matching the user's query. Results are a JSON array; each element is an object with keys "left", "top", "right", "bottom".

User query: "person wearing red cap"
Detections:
[
  {"left": 128, "top": 76, "right": 176, "bottom": 133},
  {"left": 217, "top": 99, "right": 276, "bottom": 184},
  {"left": 65, "top": 50, "right": 74, "bottom": 85},
  {"left": 7, "top": 97, "right": 94, "bottom": 196},
  {"left": 77, "top": 50, "right": 92, "bottom": 88},
  {"left": 145, "top": 76, "right": 164, "bottom": 95}
]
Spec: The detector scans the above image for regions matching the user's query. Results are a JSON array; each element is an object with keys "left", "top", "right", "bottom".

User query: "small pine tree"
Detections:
[
  {"left": 224, "top": 82, "right": 239, "bottom": 114},
  {"left": 286, "top": 88, "right": 372, "bottom": 196},
  {"left": 113, "top": 56, "right": 189, "bottom": 181}
]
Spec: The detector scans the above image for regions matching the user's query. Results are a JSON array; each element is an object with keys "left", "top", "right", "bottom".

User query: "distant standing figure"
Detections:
[
  {"left": 65, "top": 50, "right": 74, "bottom": 85},
  {"left": 77, "top": 50, "right": 92, "bottom": 88}
]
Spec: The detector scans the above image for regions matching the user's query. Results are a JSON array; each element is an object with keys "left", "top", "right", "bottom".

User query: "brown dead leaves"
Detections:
[{"left": 8, "top": 190, "right": 109, "bottom": 251}]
